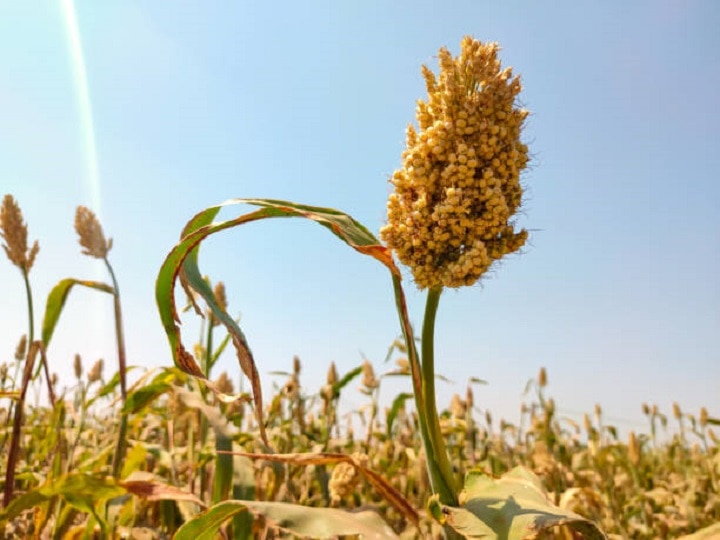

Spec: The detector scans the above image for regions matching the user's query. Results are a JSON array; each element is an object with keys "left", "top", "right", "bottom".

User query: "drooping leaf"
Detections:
[
  {"left": 175, "top": 500, "right": 398, "bottom": 540},
  {"left": 155, "top": 199, "right": 401, "bottom": 447},
  {"left": 217, "top": 450, "right": 419, "bottom": 527},
  {"left": 122, "top": 382, "right": 172, "bottom": 414},
  {"left": 433, "top": 466, "right": 606, "bottom": 539},
  {"left": 120, "top": 478, "right": 205, "bottom": 507},
  {"left": 41, "top": 278, "right": 114, "bottom": 347}
]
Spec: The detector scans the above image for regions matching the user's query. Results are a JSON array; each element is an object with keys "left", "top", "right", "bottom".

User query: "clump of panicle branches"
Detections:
[{"left": 380, "top": 37, "right": 529, "bottom": 289}]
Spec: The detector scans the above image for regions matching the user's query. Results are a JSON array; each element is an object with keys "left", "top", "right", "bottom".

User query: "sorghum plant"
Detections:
[
  {"left": 0, "top": 195, "right": 50, "bottom": 507},
  {"left": 155, "top": 37, "right": 605, "bottom": 538}
]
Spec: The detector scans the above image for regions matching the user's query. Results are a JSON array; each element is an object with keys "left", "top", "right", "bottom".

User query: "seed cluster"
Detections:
[
  {"left": 380, "top": 37, "right": 529, "bottom": 288},
  {"left": 0, "top": 194, "right": 39, "bottom": 272},
  {"left": 75, "top": 206, "right": 112, "bottom": 259},
  {"left": 328, "top": 453, "right": 369, "bottom": 504}
]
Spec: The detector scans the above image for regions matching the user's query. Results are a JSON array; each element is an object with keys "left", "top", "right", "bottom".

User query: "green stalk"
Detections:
[
  {"left": 3, "top": 268, "right": 36, "bottom": 506},
  {"left": 23, "top": 267, "right": 55, "bottom": 406},
  {"left": 204, "top": 315, "right": 214, "bottom": 377},
  {"left": 106, "top": 258, "right": 128, "bottom": 478},
  {"left": 22, "top": 268, "right": 34, "bottom": 344},
  {"left": 200, "top": 319, "right": 212, "bottom": 498},
  {"left": 3, "top": 340, "right": 36, "bottom": 506},
  {"left": 420, "top": 285, "right": 458, "bottom": 504},
  {"left": 391, "top": 276, "right": 457, "bottom": 506}
]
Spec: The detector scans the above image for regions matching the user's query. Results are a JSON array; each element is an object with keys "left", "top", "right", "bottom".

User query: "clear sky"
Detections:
[{"left": 1, "top": 2, "right": 718, "bottom": 434}]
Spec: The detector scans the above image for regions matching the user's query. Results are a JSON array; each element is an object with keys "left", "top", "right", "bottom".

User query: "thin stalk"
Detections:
[
  {"left": 25, "top": 269, "right": 53, "bottom": 408},
  {"left": 200, "top": 320, "right": 213, "bottom": 498},
  {"left": 3, "top": 341, "right": 36, "bottom": 506},
  {"left": 3, "top": 268, "right": 36, "bottom": 507},
  {"left": 106, "top": 258, "right": 128, "bottom": 478},
  {"left": 22, "top": 268, "right": 34, "bottom": 343},
  {"left": 104, "top": 259, "right": 126, "bottom": 400},
  {"left": 421, "top": 285, "right": 458, "bottom": 504},
  {"left": 390, "top": 275, "right": 456, "bottom": 505},
  {"left": 204, "top": 317, "right": 214, "bottom": 377}
]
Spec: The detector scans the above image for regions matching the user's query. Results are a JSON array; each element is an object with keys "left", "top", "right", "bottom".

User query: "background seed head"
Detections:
[
  {"left": 75, "top": 206, "right": 112, "bottom": 259},
  {"left": 1, "top": 194, "right": 39, "bottom": 272}
]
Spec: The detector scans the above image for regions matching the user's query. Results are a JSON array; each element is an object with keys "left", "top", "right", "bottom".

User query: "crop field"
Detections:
[
  {"left": 0, "top": 194, "right": 718, "bottom": 539},
  {"left": 0, "top": 328, "right": 718, "bottom": 538}
]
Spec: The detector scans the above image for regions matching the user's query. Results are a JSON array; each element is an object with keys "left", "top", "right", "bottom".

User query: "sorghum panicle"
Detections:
[
  {"left": 210, "top": 281, "right": 227, "bottom": 327},
  {"left": 14, "top": 335, "right": 27, "bottom": 361},
  {"left": 73, "top": 354, "right": 83, "bottom": 380},
  {"left": 380, "top": 36, "right": 529, "bottom": 288},
  {"left": 1, "top": 194, "right": 39, "bottom": 272},
  {"left": 75, "top": 206, "right": 112, "bottom": 259},
  {"left": 87, "top": 358, "right": 104, "bottom": 384}
]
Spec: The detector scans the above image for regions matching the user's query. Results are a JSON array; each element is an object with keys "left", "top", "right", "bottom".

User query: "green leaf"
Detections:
[
  {"left": 175, "top": 500, "right": 398, "bottom": 540},
  {"left": 212, "top": 433, "right": 233, "bottom": 504},
  {"left": 386, "top": 392, "right": 413, "bottom": 437},
  {"left": 122, "top": 382, "right": 172, "bottom": 415},
  {"left": 0, "top": 474, "right": 125, "bottom": 529},
  {"left": 42, "top": 278, "right": 114, "bottom": 346},
  {"left": 333, "top": 365, "right": 363, "bottom": 396},
  {"left": 439, "top": 466, "right": 606, "bottom": 539},
  {"left": 155, "top": 199, "right": 400, "bottom": 446}
]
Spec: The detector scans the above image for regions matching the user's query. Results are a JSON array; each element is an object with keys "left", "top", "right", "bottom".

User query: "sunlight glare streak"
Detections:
[
  {"left": 60, "top": 0, "right": 108, "bottom": 343},
  {"left": 60, "top": 0, "right": 101, "bottom": 214}
]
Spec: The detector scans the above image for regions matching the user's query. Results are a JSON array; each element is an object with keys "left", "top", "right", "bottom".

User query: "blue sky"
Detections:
[{"left": 1, "top": 2, "right": 718, "bottom": 434}]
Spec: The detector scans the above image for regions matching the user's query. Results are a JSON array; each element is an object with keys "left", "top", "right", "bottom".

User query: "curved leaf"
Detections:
[
  {"left": 432, "top": 466, "right": 606, "bottom": 539},
  {"left": 332, "top": 365, "right": 363, "bottom": 397},
  {"left": 175, "top": 499, "right": 398, "bottom": 540},
  {"left": 386, "top": 392, "right": 413, "bottom": 437},
  {"left": 122, "top": 382, "right": 172, "bottom": 415},
  {"left": 0, "top": 473, "right": 124, "bottom": 529},
  {"left": 217, "top": 450, "right": 419, "bottom": 526},
  {"left": 155, "top": 199, "right": 400, "bottom": 446},
  {"left": 42, "top": 278, "right": 114, "bottom": 346}
]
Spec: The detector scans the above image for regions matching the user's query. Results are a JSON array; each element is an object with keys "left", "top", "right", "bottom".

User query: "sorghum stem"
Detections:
[
  {"left": 106, "top": 257, "right": 128, "bottom": 478},
  {"left": 421, "top": 285, "right": 458, "bottom": 505},
  {"left": 391, "top": 276, "right": 457, "bottom": 506}
]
